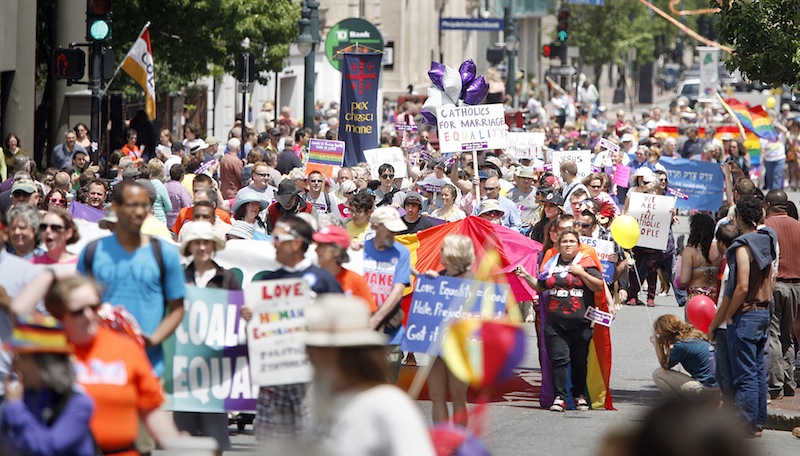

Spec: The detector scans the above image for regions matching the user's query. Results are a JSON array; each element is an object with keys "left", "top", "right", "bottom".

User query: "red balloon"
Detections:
[{"left": 686, "top": 295, "right": 716, "bottom": 333}]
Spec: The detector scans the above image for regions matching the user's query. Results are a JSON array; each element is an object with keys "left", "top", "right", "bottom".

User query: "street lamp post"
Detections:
[
  {"left": 505, "top": 2, "right": 518, "bottom": 107},
  {"left": 297, "top": 0, "right": 320, "bottom": 132}
]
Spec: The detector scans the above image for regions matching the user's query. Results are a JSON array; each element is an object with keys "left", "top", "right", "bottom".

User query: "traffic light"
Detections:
[
  {"left": 557, "top": 7, "right": 570, "bottom": 42},
  {"left": 52, "top": 48, "right": 86, "bottom": 80},
  {"left": 542, "top": 42, "right": 562, "bottom": 59},
  {"left": 86, "top": 0, "right": 112, "bottom": 42}
]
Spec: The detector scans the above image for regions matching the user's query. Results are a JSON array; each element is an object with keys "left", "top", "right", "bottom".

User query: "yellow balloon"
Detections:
[
  {"left": 766, "top": 96, "right": 776, "bottom": 109},
  {"left": 610, "top": 215, "right": 641, "bottom": 249}
]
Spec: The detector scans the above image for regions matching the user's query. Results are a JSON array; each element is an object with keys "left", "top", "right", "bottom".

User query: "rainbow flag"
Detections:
[
  {"left": 307, "top": 138, "right": 345, "bottom": 167},
  {"left": 654, "top": 125, "right": 705, "bottom": 139},
  {"left": 722, "top": 97, "right": 779, "bottom": 142}
]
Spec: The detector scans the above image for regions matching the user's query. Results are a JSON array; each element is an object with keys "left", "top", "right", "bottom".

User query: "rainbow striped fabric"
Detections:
[
  {"left": 654, "top": 126, "right": 706, "bottom": 139},
  {"left": 722, "top": 98, "right": 779, "bottom": 142},
  {"left": 7, "top": 314, "right": 72, "bottom": 354}
]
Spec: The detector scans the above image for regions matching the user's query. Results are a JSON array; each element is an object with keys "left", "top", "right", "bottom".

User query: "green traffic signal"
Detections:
[
  {"left": 89, "top": 20, "right": 110, "bottom": 41},
  {"left": 557, "top": 30, "right": 568, "bottom": 42}
]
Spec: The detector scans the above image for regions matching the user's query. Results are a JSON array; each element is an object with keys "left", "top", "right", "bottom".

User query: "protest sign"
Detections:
[
  {"left": 612, "top": 165, "right": 631, "bottom": 188},
  {"left": 658, "top": 157, "right": 724, "bottom": 212},
  {"left": 585, "top": 306, "right": 613, "bottom": 327},
  {"left": 400, "top": 276, "right": 509, "bottom": 354},
  {"left": 580, "top": 236, "right": 617, "bottom": 283},
  {"left": 627, "top": 193, "right": 676, "bottom": 250},
  {"left": 163, "top": 286, "right": 257, "bottom": 412},
  {"left": 506, "top": 131, "right": 545, "bottom": 160},
  {"left": 551, "top": 150, "right": 592, "bottom": 179},
  {"left": 245, "top": 279, "right": 313, "bottom": 386},
  {"left": 436, "top": 104, "right": 508, "bottom": 154},
  {"left": 363, "top": 146, "right": 408, "bottom": 179},
  {"left": 598, "top": 138, "right": 619, "bottom": 153},
  {"left": 306, "top": 139, "right": 345, "bottom": 178}
]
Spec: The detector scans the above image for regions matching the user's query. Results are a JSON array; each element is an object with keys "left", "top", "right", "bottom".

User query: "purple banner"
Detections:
[{"left": 70, "top": 201, "right": 105, "bottom": 223}]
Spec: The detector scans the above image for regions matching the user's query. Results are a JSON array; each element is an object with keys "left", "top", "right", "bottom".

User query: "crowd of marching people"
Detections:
[{"left": 0, "top": 78, "right": 799, "bottom": 455}]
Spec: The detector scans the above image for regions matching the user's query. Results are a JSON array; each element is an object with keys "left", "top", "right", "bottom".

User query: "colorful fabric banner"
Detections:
[
  {"left": 339, "top": 53, "right": 382, "bottom": 166},
  {"left": 721, "top": 97, "right": 779, "bottom": 141},
  {"left": 658, "top": 157, "right": 725, "bottom": 212},
  {"left": 401, "top": 276, "right": 509, "bottom": 354},
  {"left": 121, "top": 26, "right": 156, "bottom": 120},
  {"left": 654, "top": 125, "right": 706, "bottom": 139},
  {"left": 162, "top": 287, "right": 257, "bottom": 412},
  {"left": 69, "top": 201, "right": 105, "bottom": 223}
]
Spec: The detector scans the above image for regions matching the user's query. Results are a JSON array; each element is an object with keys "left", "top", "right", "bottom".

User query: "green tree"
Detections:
[
  {"left": 108, "top": 0, "right": 301, "bottom": 93},
  {"left": 716, "top": 0, "right": 800, "bottom": 86}
]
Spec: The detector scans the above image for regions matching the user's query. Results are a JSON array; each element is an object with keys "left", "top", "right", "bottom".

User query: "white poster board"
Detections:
[
  {"left": 246, "top": 279, "right": 313, "bottom": 387},
  {"left": 551, "top": 150, "right": 592, "bottom": 180},
  {"left": 363, "top": 147, "right": 408, "bottom": 179},
  {"left": 436, "top": 104, "right": 508, "bottom": 153},
  {"left": 506, "top": 132, "right": 545, "bottom": 160},
  {"left": 698, "top": 46, "right": 720, "bottom": 103},
  {"left": 627, "top": 193, "right": 676, "bottom": 250}
]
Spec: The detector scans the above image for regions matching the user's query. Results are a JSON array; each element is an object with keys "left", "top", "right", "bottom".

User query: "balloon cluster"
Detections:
[{"left": 421, "top": 59, "right": 489, "bottom": 125}]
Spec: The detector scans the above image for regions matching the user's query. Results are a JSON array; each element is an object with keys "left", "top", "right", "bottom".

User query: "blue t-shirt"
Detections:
[
  {"left": 77, "top": 235, "right": 186, "bottom": 375},
  {"left": 668, "top": 338, "right": 718, "bottom": 387},
  {"left": 363, "top": 240, "right": 411, "bottom": 345}
]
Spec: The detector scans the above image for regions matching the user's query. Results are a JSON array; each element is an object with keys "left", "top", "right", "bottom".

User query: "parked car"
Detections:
[{"left": 675, "top": 78, "right": 700, "bottom": 108}]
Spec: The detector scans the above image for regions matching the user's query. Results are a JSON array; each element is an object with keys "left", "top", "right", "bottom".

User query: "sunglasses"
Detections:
[
  {"left": 254, "top": 172, "right": 269, "bottom": 177},
  {"left": 381, "top": 174, "right": 395, "bottom": 179},
  {"left": 49, "top": 197, "right": 66, "bottom": 206},
  {"left": 309, "top": 179, "right": 324, "bottom": 184},
  {"left": 589, "top": 185, "right": 602, "bottom": 189},
  {"left": 659, "top": 178, "right": 667, "bottom": 183},
  {"left": 484, "top": 187, "right": 499, "bottom": 191},
  {"left": 346, "top": 190, "right": 357, "bottom": 195},
  {"left": 272, "top": 234, "right": 297, "bottom": 243},
  {"left": 39, "top": 223, "right": 65, "bottom": 233},
  {"left": 70, "top": 303, "right": 101, "bottom": 317},
  {"left": 579, "top": 222, "right": 594, "bottom": 229},
  {"left": 484, "top": 211, "right": 503, "bottom": 217}
]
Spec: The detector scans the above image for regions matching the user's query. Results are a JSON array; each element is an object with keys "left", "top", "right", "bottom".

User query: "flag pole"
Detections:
[
  {"left": 715, "top": 91, "right": 747, "bottom": 141},
  {"left": 101, "top": 21, "right": 151, "bottom": 96}
]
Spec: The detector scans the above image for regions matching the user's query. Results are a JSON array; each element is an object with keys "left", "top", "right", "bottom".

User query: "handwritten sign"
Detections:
[
  {"left": 551, "top": 150, "right": 592, "bottom": 180},
  {"left": 245, "top": 279, "right": 313, "bottom": 387},
  {"left": 612, "top": 164, "right": 631, "bottom": 188},
  {"left": 506, "top": 132, "right": 545, "bottom": 160},
  {"left": 363, "top": 146, "right": 408, "bottom": 179},
  {"left": 400, "top": 276, "right": 509, "bottom": 354},
  {"left": 580, "top": 236, "right": 617, "bottom": 283},
  {"left": 585, "top": 306, "right": 613, "bottom": 327},
  {"left": 627, "top": 193, "right": 676, "bottom": 250},
  {"left": 598, "top": 138, "right": 619, "bottom": 153},
  {"left": 163, "top": 287, "right": 257, "bottom": 412},
  {"left": 436, "top": 104, "right": 508, "bottom": 153}
]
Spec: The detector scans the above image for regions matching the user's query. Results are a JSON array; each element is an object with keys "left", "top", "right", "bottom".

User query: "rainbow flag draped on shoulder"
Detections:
[{"left": 721, "top": 97, "right": 779, "bottom": 142}]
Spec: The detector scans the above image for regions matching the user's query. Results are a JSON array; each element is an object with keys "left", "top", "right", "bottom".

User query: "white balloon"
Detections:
[
  {"left": 423, "top": 86, "right": 456, "bottom": 118},
  {"left": 441, "top": 64, "right": 463, "bottom": 105}
]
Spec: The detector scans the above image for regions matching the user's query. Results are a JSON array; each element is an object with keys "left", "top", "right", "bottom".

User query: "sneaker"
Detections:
[
  {"left": 626, "top": 298, "right": 638, "bottom": 306},
  {"left": 647, "top": 299, "right": 656, "bottom": 307},
  {"left": 550, "top": 397, "right": 566, "bottom": 412},
  {"left": 576, "top": 396, "right": 590, "bottom": 411},
  {"left": 404, "top": 353, "right": 417, "bottom": 366}
]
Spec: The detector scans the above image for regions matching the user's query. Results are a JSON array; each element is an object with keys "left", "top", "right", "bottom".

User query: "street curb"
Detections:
[{"left": 765, "top": 411, "right": 800, "bottom": 431}]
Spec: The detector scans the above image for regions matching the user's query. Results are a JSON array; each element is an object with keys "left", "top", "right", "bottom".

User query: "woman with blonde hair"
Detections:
[
  {"left": 424, "top": 234, "right": 474, "bottom": 425},
  {"left": 651, "top": 314, "right": 718, "bottom": 401}
]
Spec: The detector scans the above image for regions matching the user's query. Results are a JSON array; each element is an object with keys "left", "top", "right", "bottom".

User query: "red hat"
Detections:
[
  {"left": 312, "top": 225, "right": 350, "bottom": 249},
  {"left": 599, "top": 202, "right": 616, "bottom": 219}
]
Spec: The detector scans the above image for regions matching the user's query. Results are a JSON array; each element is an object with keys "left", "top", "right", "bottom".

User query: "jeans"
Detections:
[
  {"left": 544, "top": 321, "right": 593, "bottom": 399},
  {"left": 727, "top": 310, "right": 770, "bottom": 433},
  {"left": 764, "top": 159, "right": 786, "bottom": 190},
  {"left": 714, "top": 328, "right": 735, "bottom": 405}
]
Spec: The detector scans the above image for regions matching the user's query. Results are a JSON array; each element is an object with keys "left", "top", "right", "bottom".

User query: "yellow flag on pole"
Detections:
[{"left": 121, "top": 26, "right": 156, "bottom": 120}]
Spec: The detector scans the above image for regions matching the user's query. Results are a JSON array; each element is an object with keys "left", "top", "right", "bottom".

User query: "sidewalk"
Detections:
[{"left": 767, "top": 395, "right": 800, "bottom": 432}]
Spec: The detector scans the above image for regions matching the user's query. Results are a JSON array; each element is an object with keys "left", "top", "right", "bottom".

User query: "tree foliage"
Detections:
[
  {"left": 716, "top": 0, "right": 800, "bottom": 87},
  {"left": 559, "top": 0, "right": 698, "bottom": 67},
  {"left": 108, "top": 0, "right": 301, "bottom": 93}
]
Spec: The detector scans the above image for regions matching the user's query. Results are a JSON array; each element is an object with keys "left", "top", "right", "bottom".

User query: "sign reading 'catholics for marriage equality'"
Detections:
[
  {"left": 401, "top": 276, "right": 508, "bottom": 355},
  {"left": 437, "top": 104, "right": 508, "bottom": 153},
  {"left": 163, "top": 286, "right": 257, "bottom": 412},
  {"left": 246, "top": 279, "right": 313, "bottom": 387},
  {"left": 627, "top": 193, "right": 676, "bottom": 250}
]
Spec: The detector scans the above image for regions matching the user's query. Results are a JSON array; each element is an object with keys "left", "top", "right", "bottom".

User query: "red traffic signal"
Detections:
[
  {"left": 52, "top": 48, "right": 86, "bottom": 80},
  {"left": 542, "top": 42, "right": 562, "bottom": 60},
  {"left": 542, "top": 44, "right": 552, "bottom": 58}
]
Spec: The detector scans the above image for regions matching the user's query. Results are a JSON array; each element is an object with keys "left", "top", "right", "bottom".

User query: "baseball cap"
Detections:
[
  {"left": 369, "top": 206, "right": 407, "bottom": 232},
  {"left": 205, "top": 136, "right": 220, "bottom": 146},
  {"left": 11, "top": 180, "right": 36, "bottom": 195},
  {"left": 543, "top": 191, "right": 565, "bottom": 207},
  {"left": 312, "top": 225, "right": 350, "bottom": 250},
  {"left": 172, "top": 141, "right": 186, "bottom": 152}
]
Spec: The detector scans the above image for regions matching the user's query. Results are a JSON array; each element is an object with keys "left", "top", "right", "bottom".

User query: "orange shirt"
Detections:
[
  {"left": 338, "top": 267, "right": 378, "bottom": 312},
  {"left": 172, "top": 207, "right": 232, "bottom": 234},
  {"left": 73, "top": 327, "right": 163, "bottom": 454}
]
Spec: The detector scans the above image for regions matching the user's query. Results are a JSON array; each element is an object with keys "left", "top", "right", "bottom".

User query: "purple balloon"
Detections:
[
  {"left": 420, "top": 109, "right": 438, "bottom": 125},
  {"left": 428, "top": 62, "right": 447, "bottom": 92},
  {"left": 459, "top": 59, "right": 477, "bottom": 86},
  {"left": 462, "top": 76, "right": 489, "bottom": 105}
]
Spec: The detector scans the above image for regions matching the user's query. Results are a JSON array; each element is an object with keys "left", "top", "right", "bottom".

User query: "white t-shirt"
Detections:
[{"left": 317, "top": 385, "right": 436, "bottom": 456}]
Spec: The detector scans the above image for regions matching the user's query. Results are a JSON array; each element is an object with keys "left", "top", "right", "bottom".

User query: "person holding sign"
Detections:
[
  {"left": 175, "top": 222, "right": 240, "bottom": 454},
  {"left": 306, "top": 294, "right": 436, "bottom": 456},
  {"left": 514, "top": 229, "right": 605, "bottom": 412},
  {"left": 423, "top": 234, "right": 475, "bottom": 425}
]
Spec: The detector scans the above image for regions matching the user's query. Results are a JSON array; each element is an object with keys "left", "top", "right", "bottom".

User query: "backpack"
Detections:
[{"left": 83, "top": 236, "right": 167, "bottom": 312}]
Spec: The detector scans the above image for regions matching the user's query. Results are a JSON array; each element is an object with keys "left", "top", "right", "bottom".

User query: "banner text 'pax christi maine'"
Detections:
[{"left": 339, "top": 53, "right": 382, "bottom": 166}]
